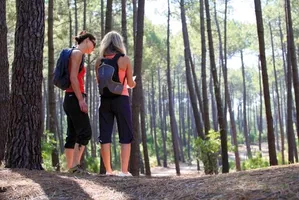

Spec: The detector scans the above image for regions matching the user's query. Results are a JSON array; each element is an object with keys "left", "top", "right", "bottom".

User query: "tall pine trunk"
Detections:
[
  {"left": 121, "top": 0, "right": 128, "bottom": 50},
  {"left": 241, "top": 50, "right": 252, "bottom": 159},
  {"left": 48, "top": 0, "right": 60, "bottom": 171},
  {"left": 199, "top": 0, "right": 210, "bottom": 135},
  {"left": 269, "top": 22, "right": 284, "bottom": 163},
  {"left": 0, "top": 0, "right": 9, "bottom": 164},
  {"left": 105, "top": 0, "right": 113, "bottom": 34},
  {"left": 167, "top": 0, "right": 180, "bottom": 175},
  {"left": 205, "top": 0, "right": 229, "bottom": 173},
  {"left": 6, "top": 0, "right": 45, "bottom": 169},
  {"left": 180, "top": 0, "right": 204, "bottom": 140},
  {"left": 254, "top": 0, "right": 278, "bottom": 165},
  {"left": 285, "top": 0, "right": 299, "bottom": 144},
  {"left": 130, "top": 0, "right": 145, "bottom": 176}
]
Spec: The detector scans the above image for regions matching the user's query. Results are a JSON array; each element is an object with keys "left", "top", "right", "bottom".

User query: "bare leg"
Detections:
[
  {"left": 101, "top": 143, "right": 113, "bottom": 173},
  {"left": 121, "top": 143, "right": 131, "bottom": 173},
  {"left": 72, "top": 143, "right": 85, "bottom": 168},
  {"left": 65, "top": 148, "right": 74, "bottom": 169}
]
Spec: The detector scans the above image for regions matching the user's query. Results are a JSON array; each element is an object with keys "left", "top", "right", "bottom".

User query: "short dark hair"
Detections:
[{"left": 75, "top": 31, "right": 96, "bottom": 44}]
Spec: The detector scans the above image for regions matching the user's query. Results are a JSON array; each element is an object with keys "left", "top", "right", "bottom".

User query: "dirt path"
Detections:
[{"left": 1, "top": 164, "right": 299, "bottom": 200}]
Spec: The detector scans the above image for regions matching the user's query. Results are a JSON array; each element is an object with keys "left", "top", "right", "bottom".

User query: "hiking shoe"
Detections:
[
  {"left": 118, "top": 172, "right": 133, "bottom": 177},
  {"left": 105, "top": 171, "right": 116, "bottom": 176},
  {"left": 68, "top": 165, "right": 90, "bottom": 175}
]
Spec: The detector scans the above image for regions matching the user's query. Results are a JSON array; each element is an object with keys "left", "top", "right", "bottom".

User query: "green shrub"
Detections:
[
  {"left": 41, "top": 130, "right": 57, "bottom": 171},
  {"left": 241, "top": 152, "right": 269, "bottom": 170},
  {"left": 194, "top": 130, "right": 220, "bottom": 174},
  {"left": 85, "top": 156, "right": 100, "bottom": 173}
]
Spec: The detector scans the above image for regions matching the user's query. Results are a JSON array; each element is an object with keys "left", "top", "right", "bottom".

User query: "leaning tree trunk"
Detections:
[
  {"left": 105, "top": 0, "right": 113, "bottom": 34},
  {"left": 48, "top": 0, "right": 60, "bottom": 171},
  {"left": 5, "top": 0, "right": 45, "bottom": 169},
  {"left": 130, "top": 0, "right": 145, "bottom": 176},
  {"left": 205, "top": 0, "right": 229, "bottom": 173},
  {"left": 0, "top": 0, "right": 9, "bottom": 165},
  {"left": 254, "top": 0, "right": 278, "bottom": 166},
  {"left": 167, "top": 0, "right": 180, "bottom": 175},
  {"left": 180, "top": 0, "right": 204, "bottom": 140}
]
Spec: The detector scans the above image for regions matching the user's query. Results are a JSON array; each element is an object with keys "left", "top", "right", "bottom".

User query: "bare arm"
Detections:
[
  {"left": 95, "top": 57, "right": 102, "bottom": 83},
  {"left": 124, "top": 56, "right": 136, "bottom": 88},
  {"left": 70, "top": 50, "right": 88, "bottom": 113}
]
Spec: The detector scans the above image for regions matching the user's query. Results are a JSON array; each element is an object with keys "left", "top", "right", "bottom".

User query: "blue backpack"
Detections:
[{"left": 53, "top": 47, "right": 84, "bottom": 90}]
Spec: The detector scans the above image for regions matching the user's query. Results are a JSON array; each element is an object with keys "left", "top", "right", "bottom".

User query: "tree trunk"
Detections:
[
  {"left": 48, "top": 0, "right": 60, "bottom": 171},
  {"left": 210, "top": 76, "right": 218, "bottom": 131},
  {"left": 151, "top": 71, "right": 161, "bottom": 166},
  {"left": 205, "top": 0, "right": 229, "bottom": 173},
  {"left": 121, "top": 0, "right": 128, "bottom": 50},
  {"left": 269, "top": 22, "right": 284, "bottom": 162},
  {"left": 190, "top": 56, "right": 204, "bottom": 116},
  {"left": 199, "top": 0, "right": 210, "bottom": 135},
  {"left": 158, "top": 68, "right": 167, "bottom": 168},
  {"left": 130, "top": 0, "right": 145, "bottom": 176},
  {"left": 285, "top": 0, "right": 299, "bottom": 145},
  {"left": 132, "top": 0, "right": 137, "bottom": 50},
  {"left": 140, "top": 83, "right": 151, "bottom": 175},
  {"left": 180, "top": 0, "right": 204, "bottom": 140},
  {"left": 167, "top": 0, "right": 180, "bottom": 175},
  {"left": 254, "top": 0, "right": 278, "bottom": 165},
  {"left": 5, "top": 0, "right": 45, "bottom": 169},
  {"left": 220, "top": 0, "right": 240, "bottom": 171},
  {"left": 74, "top": 0, "right": 78, "bottom": 35},
  {"left": 258, "top": 59, "right": 263, "bottom": 152},
  {"left": 101, "top": 0, "right": 104, "bottom": 38},
  {"left": 241, "top": 50, "right": 252, "bottom": 159},
  {"left": 67, "top": 0, "right": 72, "bottom": 47},
  {"left": 0, "top": 0, "right": 9, "bottom": 165},
  {"left": 105, "top": 0, "right": 113, "bottom": 34}
]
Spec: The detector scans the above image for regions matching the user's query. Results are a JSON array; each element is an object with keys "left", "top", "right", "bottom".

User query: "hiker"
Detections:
[
  {"left": 95, "top": 31, "right": 136, "bottom": 176},
  {"left": 63, "top": 31, "right": 96, "bottom": 174}
]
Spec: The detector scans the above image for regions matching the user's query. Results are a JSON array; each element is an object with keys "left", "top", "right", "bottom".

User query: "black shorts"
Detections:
[
  {"left": 99, "top": 95, "right": 133, "bottom": 144},
  {"left": 63, "top": 92, "right": 92, "bottom": 148}
]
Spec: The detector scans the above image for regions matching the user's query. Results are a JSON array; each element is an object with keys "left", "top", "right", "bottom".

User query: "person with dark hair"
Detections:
[
  {"left": 64, "top": 31, "right": 96, "bottom": 174},
  {"left": 95, "top": 31, "right": 136, "bottom": 176}
]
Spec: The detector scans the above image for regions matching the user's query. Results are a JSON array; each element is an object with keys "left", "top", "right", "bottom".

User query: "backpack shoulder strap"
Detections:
[{"left": 112, "top": 53, "right": 125, "bottom": 62}]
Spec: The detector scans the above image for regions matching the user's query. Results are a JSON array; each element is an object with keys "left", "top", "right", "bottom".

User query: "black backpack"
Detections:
[
  {"left": 53, "top": 47, "right": 84, "bottom": 90},
  {"left": 97, "top": 54, "right": 125, "bottom": 97}
]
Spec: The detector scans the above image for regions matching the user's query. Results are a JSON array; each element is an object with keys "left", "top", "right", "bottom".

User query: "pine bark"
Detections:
[
  {"left": 130, "top": 0, "right": 145, "bottom": 176},
  {"left": 167, "top": 0, "right": 180, "bottom": 175},
  {"left": 0, "top": 0, "right": 9, "bottom": 164},
  {"left": 254, "top": 0, "right": 278, "bottom": 165},
  {"left": 205, "top": 0, "right": 229, "bottom": 173},
  {"left": 6, "top": 0, "right": 45, "bottom": 169},
  {"left": 48, "top": 0, "right": 60, "bottom": 171}
]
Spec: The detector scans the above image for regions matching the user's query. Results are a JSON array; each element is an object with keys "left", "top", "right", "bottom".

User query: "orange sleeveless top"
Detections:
[{"left": 66, "top": 59, "right": 85, "bottom": 93}]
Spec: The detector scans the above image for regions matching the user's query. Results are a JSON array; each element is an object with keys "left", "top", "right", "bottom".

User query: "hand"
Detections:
[{"left": 79, "top": 99, "right": 88, "bottom": 113}]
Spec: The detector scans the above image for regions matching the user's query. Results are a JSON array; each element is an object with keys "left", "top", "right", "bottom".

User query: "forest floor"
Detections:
[{"left": 1, "top": 163, "right": 299, "bottom": 200}]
